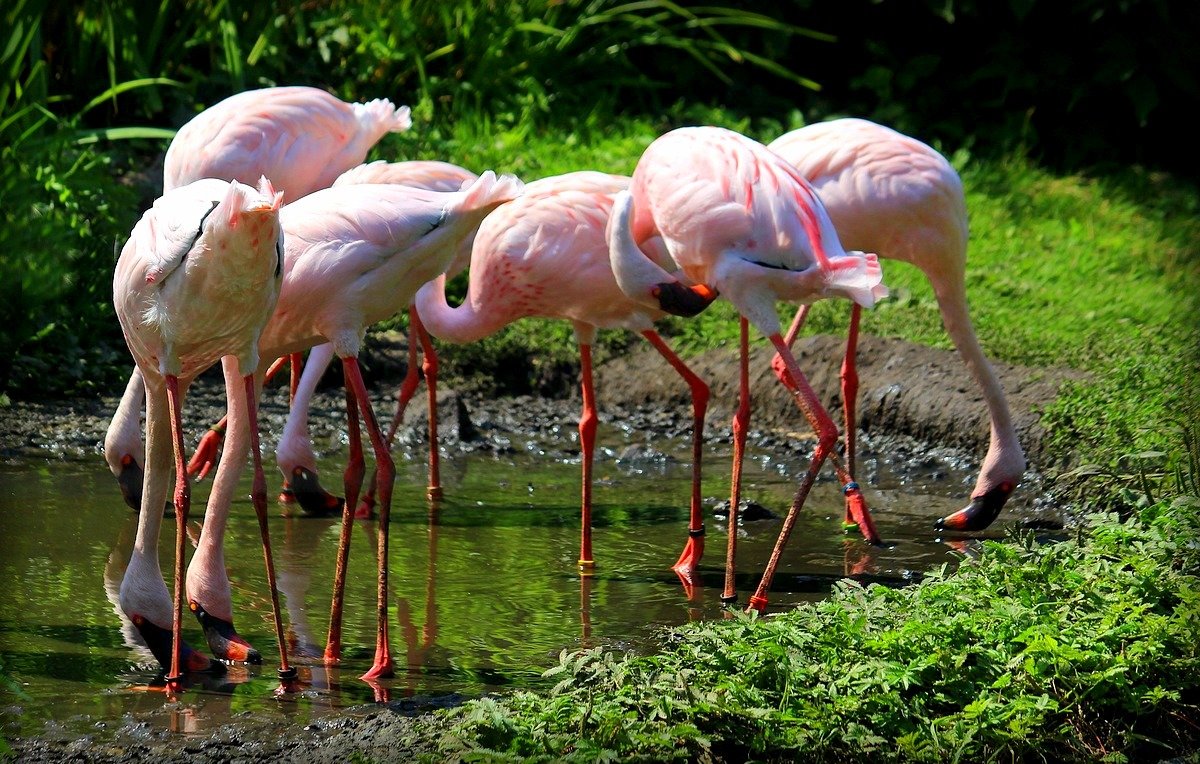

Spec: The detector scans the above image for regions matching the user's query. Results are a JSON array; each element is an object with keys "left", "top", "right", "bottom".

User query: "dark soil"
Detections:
[{"left": 2, "top": 333, "right": 1083, "bottom": 763}]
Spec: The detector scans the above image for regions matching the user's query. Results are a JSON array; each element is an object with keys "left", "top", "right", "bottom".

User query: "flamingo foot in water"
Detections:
[
  {"left": 276, "top": 666, "right": 301, "bottom": 694},
  {"left": 935, "top": 483, "right": 1015, "bottom": 532},
  {"left": 280, "top": 467, "right": 345, "bottom": 516},
  {"left": 354, "top": 493, "right": 375, "bottom": 520},
  {"left": 130, "top": 614, "right": 224, "bottom": 676},
  {"left": 673, "top": 568, "right": 700, "bottom": 601},
  {"left": 672, "top": 526, "right": 705, "bottom": 574},
  {"left": 843, "top": 485, "right": 882, "bottom": 545},
  {"left": 746, "top": 595, "right": 768, "bottom": 613},
  {"left": 189, "top": 601, "right": 262, "bottom": 664},
  {"left": 361, "top": 650, "right": 395, "bottom": 681}
]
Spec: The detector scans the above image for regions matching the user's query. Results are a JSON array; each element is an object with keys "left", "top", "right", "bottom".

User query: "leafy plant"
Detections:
[{"left": 427, "top": 500, "right": 1200, "bottom": 762}]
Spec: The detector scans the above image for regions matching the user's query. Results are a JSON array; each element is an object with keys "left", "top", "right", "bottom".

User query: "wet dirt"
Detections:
[{"left": 1, "top": 333, "right": 1082, "bottom": 762}]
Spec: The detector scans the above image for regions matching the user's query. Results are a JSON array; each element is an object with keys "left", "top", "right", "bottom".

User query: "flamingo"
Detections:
[
  {"left": 187, "top": 160, "right": 482, "bottom": 517},
  {"left": 105, "top": 85, "right": 412, "bottom": 515},
  {"left": 767, "top": 118, "right": 1025, "bottom": 531},
  {"left": 413, "top": 171, "right": 711, "bottom": 577},
  {"left": 113, "top": 177, "right": 294, "bottom": 693},
  {"left": 258, "top": 171, "right": 523, "bottom": 680},
  {"left": 606, "top": 126, "right": 888, "bottom": 612}
]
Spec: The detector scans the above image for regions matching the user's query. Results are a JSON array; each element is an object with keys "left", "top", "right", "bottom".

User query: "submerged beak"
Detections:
[
  {"left": 935, "top": 482, "right": 1016, "bottom": 532},
  {"left": 116, "top": 454, "right": 143, "bottom": 512}
]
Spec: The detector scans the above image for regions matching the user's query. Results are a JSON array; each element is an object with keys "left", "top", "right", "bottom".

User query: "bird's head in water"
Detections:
[{"left": 935, "top": 481, "right": 1016, "bottom": 532}]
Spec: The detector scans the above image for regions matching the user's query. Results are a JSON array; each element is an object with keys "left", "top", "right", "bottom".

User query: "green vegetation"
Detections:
[
  {"left": 426, "top": 497, "right": 1200, "bottom": 763},
  {"left": 3, "top": 1, "right": 1198, "bottom": 760}
]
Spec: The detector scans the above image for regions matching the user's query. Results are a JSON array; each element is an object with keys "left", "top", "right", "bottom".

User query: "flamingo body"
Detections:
[
  {"left": 607, "top": 126, "right": 888, "bottom": 610},
  {"left": 417, "top": 171, "right": 712, "bottom": 576},
  {"left": 164, "top": 86, "right": 411, "bottom": 198},
  {"left": 107, "top": 86, "right": 413, "bottom": 506},
  {"left": 113, "top": 177, "right": 284, "bottom": 681},
  {"left": 768, "top": 118, "right": 1025, "bottom": 529}
]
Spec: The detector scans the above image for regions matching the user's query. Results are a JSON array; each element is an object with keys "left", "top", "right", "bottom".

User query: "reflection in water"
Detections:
[{"left": 0, "top": 433, "right": 1011, "bottom": 740}]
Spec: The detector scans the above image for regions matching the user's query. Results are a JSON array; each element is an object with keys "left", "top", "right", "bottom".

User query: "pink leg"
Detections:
[
  {"left": 641, "top": 330, "right": 710, "bottom": 575},
  {"left": 324, "top": 384, "right": 364, "bottom": 665},
  {"left": 722, "top": 317, "right": 751, "bottom": 604},
  {"left": 771, "top": 305, "right": 812, "bottom": 389},
  {"left": 288, "top": 352, "right": 303, "bottom": 405},
  {"left": 342, "top": 357, "right": 396, "bottom": 681},
  {"left": 840, "top": 304, "right": 862, "bottom": 527},
  {"left": 578, "top": 343, "right": 598, "bottom": 573},
  {"left": 773, "top": 304, "right": 878, "bottom": 544},
  {"left": 164, "top": 374, "right": 190, "bottom": 695},
  {"left": 188, "top": 356, "right": 289, "bottom": 481},
  {"left": 358, "top": 309, "right": 424, "bottom": 517},
  {"left": 243, "top": 374, "right": 298, "bottom": 692},
  {"left": 748, "top": 334, "right": 877, "bottom": 614},
  {"left": 413, "top": 308, "right": 442, "bottom": 501}
]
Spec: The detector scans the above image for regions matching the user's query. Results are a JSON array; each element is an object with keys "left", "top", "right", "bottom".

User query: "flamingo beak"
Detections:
[
  {"left": 287, "top": 466, "right": 346, "bottom": 516},
  {"left": 116, "top": 454, "right": 174, "bottom": 516},
  {"left": 116, "top": 454, "right": 143, "bottom": 512},
  {"left": 650, "top": 282, "right": 719, "bottom": 317},
  {"left": 935, "top": 482, "right": 1016, "bottom": 532},
  {"left": 130, "top": 613, "right": 224, "bottom": 676}
]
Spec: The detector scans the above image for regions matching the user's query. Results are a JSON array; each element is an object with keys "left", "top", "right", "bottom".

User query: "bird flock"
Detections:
[{"left": 106, "top": 86, "right": 1026, "bottom": 696}]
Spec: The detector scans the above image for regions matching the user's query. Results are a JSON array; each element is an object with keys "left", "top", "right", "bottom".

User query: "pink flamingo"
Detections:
[
  {"left": 187, "top": 160, "right": 482, "bottom": 517},
  {"left": 106, "top": 85, "right": 412, "bottom": 515},
  {"left": 413, "top": 171, "right": 712, "bottom": 577},
  {"left": 270, "top": 160, "right": 482, "bottom": 518},
  {"left": 767, "top": 118, "right": 1026, "bottom": 531},
  {"left": 606, "top": 126, "right": 888, "bottom": 612},
  {"left": 259, "top": 172, "right": 523, "bottom": 680},
  {"left": 113, "top": 177, "right": 294, "bottom": 693}
]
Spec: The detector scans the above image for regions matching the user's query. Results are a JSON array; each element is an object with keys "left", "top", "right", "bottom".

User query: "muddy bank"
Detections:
[
  {"left": 3, "top": 334, "right": 1083, "bottom": 763},
  {"left": 2, "top": 334, "right": 1081, "bottom": 473}
]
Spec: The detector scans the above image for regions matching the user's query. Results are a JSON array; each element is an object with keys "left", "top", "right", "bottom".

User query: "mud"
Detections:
[{"left": 1, "top": 333, "right": 1083, "bottom": 762}]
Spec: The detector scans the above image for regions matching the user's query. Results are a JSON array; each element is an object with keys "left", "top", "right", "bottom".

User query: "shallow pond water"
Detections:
[{"left": 0, "top": 414, "right": 1014, "bottom": 742}]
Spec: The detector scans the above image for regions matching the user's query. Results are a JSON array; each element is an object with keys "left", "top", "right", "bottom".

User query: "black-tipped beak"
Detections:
[
  {"left": 116, "top": 455, "right": 143, "bottom": 512},
  {"left": 290, "top": 466, "right": 346, "bottom": 516},
  {"left": 935, "top": 482, "right": 1015, "bottom": 532},
  {"left": 130, "top": 613, "right": 224, "bottom": 675},
  {"left": 651, "top": 282, "right": 718, "bottom": 317}
]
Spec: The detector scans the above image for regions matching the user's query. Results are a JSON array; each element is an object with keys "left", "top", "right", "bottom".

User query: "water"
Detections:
[{"left": 0, "top": 420, "right": 996, "bottom": 741}]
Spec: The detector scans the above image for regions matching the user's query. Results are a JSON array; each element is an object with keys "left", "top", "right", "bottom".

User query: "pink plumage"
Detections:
[
  {"left": 768, "top": 118, "right": 1025, "bottom": 530},
  {"left": 163, "top": 86, "right": 411, "bottom": 199},
  {"left": 112, "top": 177, "right": 287, "bottom": 688},
  {"left": 607, "top": 125, "right": 887, "bottom": 612},
  {"left": 416, "top": 171, "right": 711, "bottom": 576}
]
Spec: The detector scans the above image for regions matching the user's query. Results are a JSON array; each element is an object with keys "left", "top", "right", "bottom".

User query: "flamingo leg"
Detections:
[
  {"left": 413, "top": 308, "right": 442, "bottom": 502},
  {"left": 358, "top": 307, "right": 425, "bottom": 517},
  {"left": 840, "top": 304, "right": 862, "bottom": 528},
  {"left": 187, "top": 355, "right": 290, "bottom": 481},
  {"left": 722, "top": 317, "right": 752, "bottom": 604},
  {"left": 288, "top": 352, "right": 304, "bottom": 405},
  {"left": 324, "top": 382, "right": 364, "bottom": 665},
  {"left": 578, "top": 343, "right": 598, "bottom": 573},
  {"left": 342, "top": 356, "right": 396, "bottom": 681},
  {"left": 772, "top": 304, "right": 879, "bottom": 544},
  {"left": 243, "top": 373, "right": 299, "bottom": 692},
  {"left": 748, "top": 334, "right": 877, "bottom": 613},
  {"left": 641, "top": 330, "right": 710, "bottom": 577},
  {"left": 164, "top": 374, "right": 190, "bottom": 694}
]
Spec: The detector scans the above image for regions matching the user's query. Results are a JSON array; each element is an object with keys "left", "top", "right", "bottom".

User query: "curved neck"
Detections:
[{"left": 413, "top": 274, "right": 507, "bottom": 344}]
